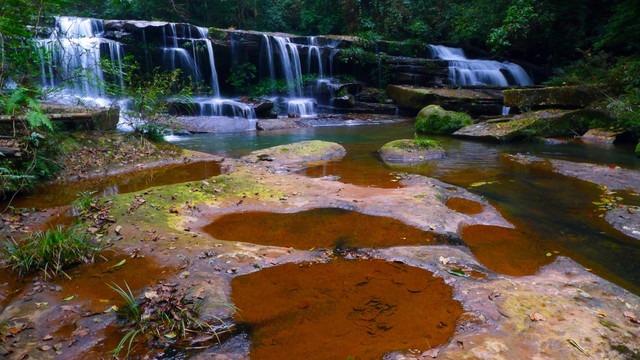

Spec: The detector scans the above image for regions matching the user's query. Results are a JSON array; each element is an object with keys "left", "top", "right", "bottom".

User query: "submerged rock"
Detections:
[
  {"left": 379, "top": 139, "right": 445, "bottom": 164},
  {"left": 453, "top": 109, "right": 609, "bottom": 142},
  {"left": 416, "top": 105, "right": 473, "bottom": 135},
  {"left": 503, "top": 86, "right": 603, "bottom": 109},
  {"left": 386, "top": 85, "right": 503, "bottom": 116},
  {"left": 606, "top": 206, "right": 640, "bottom": 240}
]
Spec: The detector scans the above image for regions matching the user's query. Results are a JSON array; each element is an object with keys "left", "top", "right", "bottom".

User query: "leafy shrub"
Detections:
[
  {"left": 226, "top": 63, "right": 257, "bottom": 94},
  {"left": 415, "top": 105, "right": 473, "bottom": 135},
  {"left": 1, "top": 226, "right": 106, "bottom": 279}
]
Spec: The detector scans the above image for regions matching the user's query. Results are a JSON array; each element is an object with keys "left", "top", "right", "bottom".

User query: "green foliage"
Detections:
[
  {"left": 73, "top": 190, "right": 98, "bottom": 213},
  {"left": 415, "top": 105, "right": 473, "bottom": 135},
  {"left": 248, "top": 74, "right": 319, "bottom": 98},
  {"left": 487, "top": 0, "right": 540, "bottom": 53},
  {"left": 413, "top": 135, "right": 440, "bottom": 148},
  {"left": 226, "top": 63, "right": 257, "bottom": 94},
  {"left": 0, "top": 226, "right": 106, "bottom": 279},
  {"left": 337, "top": 47, "right": 377, "bottom": 66}
]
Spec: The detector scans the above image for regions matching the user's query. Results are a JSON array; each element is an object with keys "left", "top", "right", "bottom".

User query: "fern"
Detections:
[{"left": 25, "top": 111, "right": 53, "bottom": 131}]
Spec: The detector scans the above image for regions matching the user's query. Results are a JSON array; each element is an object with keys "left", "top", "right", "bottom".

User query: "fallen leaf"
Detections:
[
  {"left": 447, "top": 269, "right": 468, "bottom": 277},
  {"left": 529, "top": 312, "right": 545, "bottom": 321},
  {"left": 439, "top": 256, "right": 450, "bottom": 265},
  {"left": 109, "top": 259, "right": 126, "bottom": 269},
  {"left": 62, "top": 295, "right": 76, "bottom": 301}
]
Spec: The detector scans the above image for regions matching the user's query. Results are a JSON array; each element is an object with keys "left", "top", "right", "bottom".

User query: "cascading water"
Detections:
[
  {"left": 428, "top": 45, "right": 532, "bottom": 87},
  {"left": 160, "top": 24, "right": 254, "bottom": 122},
  {"left": 307, "top": 37, "right": 323, "bottom": 78},
  {"left": 262, "top": 35, "right": 316, "bottom": 116},
  {"left": 37, "top": 16, "right": 125, "bottom": 106}
]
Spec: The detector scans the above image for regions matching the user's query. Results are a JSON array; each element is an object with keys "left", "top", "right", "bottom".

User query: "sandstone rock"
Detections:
[
  {"left": 416, "top": 105, "right": 473, "bottom": 135},
  {"left": 256, "top": 119, "right": 306, "bottom": 131},
  {"left": 387, "top": 85, "right": 503, "bottom": 116},
  {"left": 453, "top": 109, "right": 608, "bottom": 142},
  {"left": 503, "top": 86, "right": 602, "bottom": 109},
  {"left": 378, "top": 139, "right": 445, "bottom": 164},
  {"left": 242, "top": 140, "right": 346, "bottom": 166},
  {"left": 581, "top": 128, "right": 625, "bottom": 144},
  {"left": 605, "top": 206, "right": 640, "bottom": 240}
]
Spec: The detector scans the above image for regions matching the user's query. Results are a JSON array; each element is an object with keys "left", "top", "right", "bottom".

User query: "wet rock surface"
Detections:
[
  {"left": 605, "top": 206, "right": 640, "bottom": 240},
  {"left": 378, "top": 139, "right": 445, "bottom": 164},
  {"left": 503, "top": 85, "right": 603, "bottom": 109},
  {"left": 387, "top": 85, "right": 504, "bottom": 116},
  {"left": 453, "top": 109, "right": 607, "bottom": 142},
  {"left": 241, "top": 140, "right": 347, "bottom": 167}
]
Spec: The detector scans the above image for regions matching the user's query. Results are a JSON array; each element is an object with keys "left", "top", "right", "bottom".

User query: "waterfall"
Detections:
[
  {"left": 307, "top": 37, "right": 323, "bottom": 78},
  {"left": 196, "top": 27, "right": 220, "bottom": 97},
  {"left": 37, "top": 16, "right": 125, "bottom": 106},
  {"left": 263, "top": 35, "right": 315, "bottom": 116},
  {"left": 428, "top": 45, "right": 532, "bottom": 86}
]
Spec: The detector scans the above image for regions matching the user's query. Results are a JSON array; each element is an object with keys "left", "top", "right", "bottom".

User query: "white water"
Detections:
[
  {"left": 429, "top": 45, "right": 532, "bottom": 86},
  {"left": 37, "top": 16, "right": 124, "bottom": 106}
]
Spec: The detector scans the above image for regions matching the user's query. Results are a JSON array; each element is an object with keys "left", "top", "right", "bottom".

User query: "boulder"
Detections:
[
  {"left": 357, "top": 87, "right": 385, "bottom": 103},
  {"left": 242, "top": 140, "right": 346, "bottom": 166},
  {"left": 503, "top": 86, "right": 603, "bottom": 109},
  {"left": 243, "top": 99, "right": 274, "bottom": 118},
  {"left": 452, "top": 109, "right": 609, "bottom": 142},
  {"left": 416, "top": 105, "right": 472, "bottom": 135},
  {"left": 378, "top": 139, "right": 445, "bottom": 164},
  {"left": 581, "top": 128, "right": 625, "bottom": 145},
  {"left": 387, "top": 85, "right": 503, "bottom": 116},
  {"left": 332, "top": 94, "right": 356, "bottom": 108}
]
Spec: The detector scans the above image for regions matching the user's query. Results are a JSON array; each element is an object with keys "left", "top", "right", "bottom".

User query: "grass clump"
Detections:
[
  {"left": 415, "top": 105, "right": 472, "bottom": 135},
  {"left": 413, "top": 135, "right": 440, "bottom": 148},
  {"left": 110, "top": 282, "right": 235, "bottom": 359},
  {"left": 0, "top": 226, "right": 106, "bottom": 279}
]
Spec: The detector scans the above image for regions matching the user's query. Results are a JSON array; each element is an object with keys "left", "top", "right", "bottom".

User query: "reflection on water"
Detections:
[{"left": 171, "top": 122, "right": 640, "bottom": 293}]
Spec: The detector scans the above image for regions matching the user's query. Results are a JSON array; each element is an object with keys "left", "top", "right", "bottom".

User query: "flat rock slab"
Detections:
[
  {"left": 503, "top": 86, "right": 603, "bottom": 109},
  {"left": 386, "top": 85, "right": 503, "bottom": 116},
  {"left": 581, "top": 127, "right": 626, "bottom": 144},
  {"left": 375, "top": 247, "right": 640, "bottom": 359},
  {"left": 453, "top": 109, "right": 604, "bottom": 142},
  {"left": 241, "top": 140, "right": 347, "bottom": 167},
  {"left": 256, "top": 118, "right": 307, "bottom": 131},
  {"left": 549, "top": 159, "right": 640, "bottom": 193},
  {"left": 606, "top": 206, "right": 640, "bottom": 240},
  {"left": 378, "top": 139, "right": 445, "bottom": 164}
]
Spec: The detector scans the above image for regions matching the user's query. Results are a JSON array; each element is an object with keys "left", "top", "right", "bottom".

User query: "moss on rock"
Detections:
[
  {"left": 503, "top": 86, "right": 602, "bottom": 109},
  {"left": 379, "top": 138, "right": 445, "bottom": 163},
  {"left": 453, "top": 109, "right": 610, "bottom": 142},
  {"left": 416, "top": 105, "right": 473, "bottom": 135},
  {"left": 242, "top": 140, "right": 346, "bottom": 166}
]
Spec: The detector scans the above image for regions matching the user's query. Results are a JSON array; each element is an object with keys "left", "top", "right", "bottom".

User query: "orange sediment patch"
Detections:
[
  {"left": 231, "top": 258, "right": 463, "bottom": 360},
  {"left": 461, "top": 225, "right": 555, "bottom": 276},
  {"left": 446, "top": 197, "right": 484, "bottom": 215},
  {"left": 203, "top": 208, "right": 448, "bottom": 249}
]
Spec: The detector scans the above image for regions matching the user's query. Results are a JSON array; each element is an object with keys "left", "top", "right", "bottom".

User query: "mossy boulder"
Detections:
[
  {"left": 453, "top": 109, "right": 609, "bottom": 142},
  {"left": 416, "top": 105, "right": 473, "bottom": 135},
  {"left": 503, "top": 86, "right": 602, "bottom": 110},
  {"left": 242, "top": 140, "right": 346, "bottom": 166},
  {"left": 378, "top": 139, "right": 445, "bottom": 164}
]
